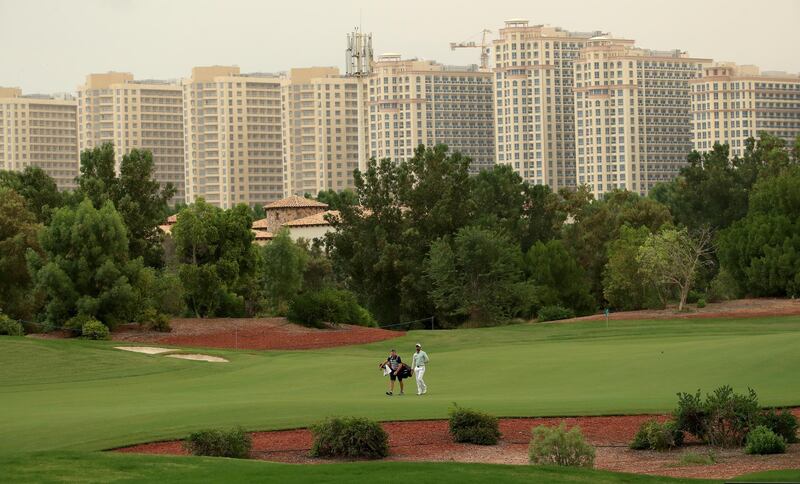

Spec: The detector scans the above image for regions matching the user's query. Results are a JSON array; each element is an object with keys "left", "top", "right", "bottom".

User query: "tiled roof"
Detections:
[
  {"left": 252, "top": 229, "right": 274, "bottom": 240},
  {"left": 264, "top": 195, "right": 328, "bottom": 210},
  {"left": 252, "top": 217, "right": 270, "bottom": 229},
  {"left": 165, "top": 214, "right": 178, "bottom": 224},
  {"left": 283, "top": 210, "right": 339, "bottom": 227}
]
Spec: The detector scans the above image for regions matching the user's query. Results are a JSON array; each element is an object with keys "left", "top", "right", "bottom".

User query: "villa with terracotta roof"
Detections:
[{"left": 256, "top": 195, "right": 329, "bottom": 234}]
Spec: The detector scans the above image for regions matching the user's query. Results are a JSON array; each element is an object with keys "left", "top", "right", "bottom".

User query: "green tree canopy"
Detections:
[
  {"left": 77, "top": 143, "right": 176, "bottom": 267},
  {"left": 525, "top": 239, "right": 595, "bottom": 314},
  {"left": 602, "top": 225, "right": 662, "bottom": 311},
  {"left": 426, "top": 226, "right": 526, "bottom": 325},
  {"left": 0, "top": 166, "right": 64, "bottom": 224},
  {"left": 717, "top": 165, "right": 800, "bottom": 297},
  {"left": 171, "top": 199, "right": 259, "bottom": 317},
  {"left": 262, "top": 229, "right": 308, "bottom": 314},
  {"left": 27, "top": 199, "right": 145, "bottom": 328},
  {"left": 0, "top": 187, "right": 42, "bottom": 319},
  {"left": 563, "top": 189, "right": 672, "bottom": 302}
]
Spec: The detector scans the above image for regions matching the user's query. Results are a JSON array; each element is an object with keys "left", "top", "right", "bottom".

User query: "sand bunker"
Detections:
[
  {"left": 115, "top": 346, "right": 175, "bottom": 355},
  {"left": 165, "top": 353, "right": 228, "bottom": 363}
]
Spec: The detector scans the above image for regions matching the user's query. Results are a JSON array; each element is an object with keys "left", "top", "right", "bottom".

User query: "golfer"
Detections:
[
  {"left": 412, "top": 343, "right": 429, "bottom": 395},
  {"left": 379, "top": 349, "right": 405, "bottom": 396}
]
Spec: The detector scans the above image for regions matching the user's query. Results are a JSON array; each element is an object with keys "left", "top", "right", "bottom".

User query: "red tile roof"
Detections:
[
  {"left": 252, "top": 229, "right": 274, "bottom": 240},
  {"left": 283, "top": 210, "right": 339, "bottom": 227},
  {"left": 252, "top": 217, "right": 270, "bottom": 229},
  {"left": 264, "top": 195, "right": 328, "bottom": 210}
]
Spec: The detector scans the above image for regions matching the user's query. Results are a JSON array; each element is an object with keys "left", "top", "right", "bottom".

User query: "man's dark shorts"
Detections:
[{"left": 390, "top": 370, "right": 403, "bottom": 381}]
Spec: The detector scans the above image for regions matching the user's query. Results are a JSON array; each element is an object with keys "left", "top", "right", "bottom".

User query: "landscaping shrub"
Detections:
[
  {"left": 529, "top": 423, "right": 595, "bottom": 468},
  {"left": 448, "top": 404, "right": 501, "bottom": 445},
  {"left": 696, "top": 298, "right": 706, "bottom": 309},
  {"left": 704, "top": 385, "right": 759, "bottom": 448},
  {"left": 184, "top": 427, "right": 252, "bottom": 458},
  {"left": 0, "top": 313, "right": 24, "bottom": 336},
  {"left": 64, "top": 314, "right": 97, "bottom": 336},
  {"left": 536, "top": 305, "right": 575, "bottom": 322},
  {"left": 745, "top": 426, "right": 786, "bottom": 455},
  {"left": 81, "top": 320, "right": 110, "bottom": 340},
  {"left": 139, "top": 308, "right": 172, "bottom": 333},
  {"left": 288, "top": 288, "right": 376, "bottom": 328},
  {"left": 309, "top": 416, "right": 388, "bottom": 459},
  {"left": 629, "top": 420, "right": 684, "bottom": 451},
  {"left": 707, "top": 268, "right": 740, "bottom": 302},
  {"left": 758, "top": 408, "right": 798, "bottom": 443},
  {"left": 679, "top": 451, "right": 716, "bottom": 466},
  {"left": 674, "top": 390, "right": 708, "bottom": 440}
]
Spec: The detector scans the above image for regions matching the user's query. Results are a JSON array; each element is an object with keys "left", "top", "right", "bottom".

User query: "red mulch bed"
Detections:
[
  {"left": 112, "top": 317, "right": 402, "bottom": 350},
  {"left": 116, "top": 409, "right": 800, "bottom": 479},
  {"left": 566, "top": 298, "right": 800, "bottom": 323}
]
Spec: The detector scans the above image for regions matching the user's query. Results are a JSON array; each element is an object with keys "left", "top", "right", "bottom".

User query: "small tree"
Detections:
[
  {"left": 262, "top": 229, "right": 307, "bottom": 314},
  {"left": 0, "top": 187, "right": 42, "bottom": 319},
  {"left": 637, "top": 227, "right": 714, "bottom": 311}
]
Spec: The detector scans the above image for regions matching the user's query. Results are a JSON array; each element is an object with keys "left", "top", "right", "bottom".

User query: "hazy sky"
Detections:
[{"left": 2, "top": 0, "right": 798, "bottom": 94}]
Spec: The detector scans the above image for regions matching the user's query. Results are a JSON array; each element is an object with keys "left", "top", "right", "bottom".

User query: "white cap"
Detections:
[{"left": 415, "top": 343, "right": 421, "bottom": 347}]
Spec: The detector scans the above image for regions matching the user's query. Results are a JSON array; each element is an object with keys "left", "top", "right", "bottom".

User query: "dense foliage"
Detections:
[
  {"left": 0, "top": 187, "right": 42, "bottom": 319},
  {"left": 448, "top": 404, "right": 501, "bottom": 445},
  {"left": 184, "top": 428, "right": 252, "bottom": 458},
  {"left": 629, "top": 420, "right": 684, "bottom": 451},
  {"left": 6, "top": 133, "right": 800, "bottom": 330},
  {"left": 309, "top": 417, "right": 389, "bottom": 459},
  {"left": 745, "top": 426, "right": 787, "bottom": 455},
  {"left": 0, "top": 313, "right": 24, "bottom": 336},
  {"left": 27, "top": 200, "right": 147, "bottom": 329}
]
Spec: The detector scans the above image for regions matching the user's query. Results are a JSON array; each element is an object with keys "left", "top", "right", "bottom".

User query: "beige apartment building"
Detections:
[
  {"left": 77, "top": 73, "right": 185, "bottom": 202},
  {"left": 281, "top": 67, "right": 368, "bottom": 197},
  {"left": 0, "top": 87, "right": 79, "bottom": 190},
  {"left": 493, "top": 20, "right": 603, "bottom": 190},
  {"left": 182, "top": 66, "right": 283, "bottom": 208},
  {"left": 367, "top": 54, "right": 494, "bottom": 173},
  {"left": 573, "top": 36, "right": 709, "bottom": 196},
  {"left": 691, "top": 63, "right": 800, "bottom": 157}
]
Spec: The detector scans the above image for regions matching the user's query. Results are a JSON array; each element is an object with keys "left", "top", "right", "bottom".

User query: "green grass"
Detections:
[
  {"left": 1, "top": 452, "right": 797, "bottom": 484},
  {"left": 2, "top": 316, "right": 799, "bottom": 483},
  {"left": 2, "top": 316, "right": 799, "bottom": 454},
  {"left": 0, "top": 452, "right": 717, "bottom": 483}
]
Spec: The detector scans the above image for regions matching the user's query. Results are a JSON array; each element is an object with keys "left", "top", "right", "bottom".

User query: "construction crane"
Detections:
[{"left": 450, "top": 29, "right": 492, "bottom": 70}]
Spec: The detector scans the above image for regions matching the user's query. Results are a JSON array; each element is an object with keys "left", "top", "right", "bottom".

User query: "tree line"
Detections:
[{"left": 1, "top": 134, "right": 799, "bottom": 331}]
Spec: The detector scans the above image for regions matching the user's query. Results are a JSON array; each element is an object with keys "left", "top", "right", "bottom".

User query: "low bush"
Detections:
[
  {"left": 536, "top": 305, "right": 575, "bottom": 322},
  {"left": 674, "top": 390, "right": 708, "bottom": 440},
  {"left": 630, "top": 420, "right": 684, "bottom": 451},
  {"left": 707, "top": 268, "right": 740, "bottom": 302},
  {"left": 696, "top": 298, "right": 706, "bottom": 309},
  {"left": 704, "top": 385, "right": 759, "bottom": 448},
  {"left": 64, "top": 314, "right": 96, "bottom": 335},
  {"left": 184, "top": 427, "right": 252, "bottom": 458},
  {"left": 758, "top": 408, "right": 798, "bottom": 444},
  {"left": 288, "top": 288, "right": 376, "bottom": 328},
  {"left": 0, "top": 313, "right": 24, "bottom": 336},
  {"left": 679, "top": 451, "right": 716, "bottom": 466},
  {"left": 309, "top": 416, "right": 388, "bottom": 459},
  {"left": 139, "top": 308, "right": 172, "bottom": 333},
  {"left": 81, "top": 320, "right": 110, "bottom": 340},
  {"left": 529, "top": 423, "right": 595, "bottom": 468},
  {"left": 745, "top": 426, "right": 786, "bottom": 455},
  {"left": 448, "top": 404, "right": 501, "bottom": 445}
]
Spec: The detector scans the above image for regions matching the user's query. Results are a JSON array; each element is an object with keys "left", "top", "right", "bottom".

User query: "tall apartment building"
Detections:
[
  {"left": 493, "top": 20, "right": 603, "bottom": 190},
  {"left": 573, "top": 36, "right": 708, "bottom": 196},
  {"left": 367, "top": 54, "right": 494, "bottom": 173},
  {"left": 691, "top": 63, "right": 800, "bottom": 157},
  {"left": 281, "top": 67, "right": 368, "bottom": 197},
  {"left": 77, "top": 73, "right": 185, "bottom": 202},
  {"left": 0, "top": 87, "right": 79, "bottom": 190},
  {"left": 182, "top": 66, "right": 283, "bottom": 208}
]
